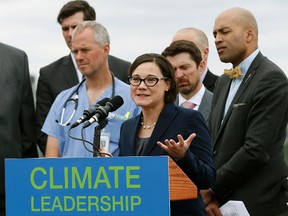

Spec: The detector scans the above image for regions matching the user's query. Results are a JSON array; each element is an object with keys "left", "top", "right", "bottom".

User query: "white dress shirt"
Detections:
[
  {"left": 179, "top": 84, "right": 206, "bottom": 111},
  {"left": 224, "top": 49, "right": 260, "bottom": 116},
  {"left": 71, "top": 52, "right": 83, "bottom": 82}
]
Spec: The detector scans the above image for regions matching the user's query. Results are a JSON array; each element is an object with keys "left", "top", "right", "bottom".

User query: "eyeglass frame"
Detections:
[{"left": 128, "top": 76, "right": 170, "bottom": 87}]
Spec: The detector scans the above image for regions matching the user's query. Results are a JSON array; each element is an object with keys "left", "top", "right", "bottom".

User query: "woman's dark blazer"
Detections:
[{"left": 119, "top": 102, "right": 215, "bottom": 216}]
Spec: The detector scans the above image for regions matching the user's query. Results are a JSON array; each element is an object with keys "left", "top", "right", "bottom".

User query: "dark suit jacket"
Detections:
[
  {"left": 198, "top": 89, "right": 213, "bottom": 124},
  {"left": 203, "top": 69, "right": 218, "bottom": 92},
  {"left": 36, "top": 54, "right": 130, "bottom": 154},
  {"left": 0, "top": 43, "right": 38, "bottom": 213},
  {"left": 209, "top": 52, "right": 288, "bottom": 216},
  {"left": 175, "top": 88, "right": 213, "bottom": 125},
  {"left": 119, "top": 103, "right": 215, "bottom": 216}
]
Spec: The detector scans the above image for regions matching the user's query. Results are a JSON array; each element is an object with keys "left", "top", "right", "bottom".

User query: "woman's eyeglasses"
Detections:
[{"left": 128, "top": 76, "right": 169, "bottom": 87}]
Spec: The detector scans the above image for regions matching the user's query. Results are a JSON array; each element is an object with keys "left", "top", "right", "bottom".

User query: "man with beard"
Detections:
[
  {"left": 162, "top": 40, "right": 213, "bottom": 124},
  {"left": 172, "top": 27, "right": 219, "bottom": 93}
]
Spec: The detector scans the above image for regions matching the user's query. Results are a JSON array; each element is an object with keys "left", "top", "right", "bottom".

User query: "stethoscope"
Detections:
[{"left": 56, "top": 72, "right": 116, "bottom": 127}]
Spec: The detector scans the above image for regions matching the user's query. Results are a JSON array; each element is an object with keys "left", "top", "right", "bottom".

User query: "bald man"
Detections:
[
  {"left": 172, "top": 27, "right": 218, "bottom": 92},
  {"left": 202, "top": 7, "right": 288, "bottom": 216}
]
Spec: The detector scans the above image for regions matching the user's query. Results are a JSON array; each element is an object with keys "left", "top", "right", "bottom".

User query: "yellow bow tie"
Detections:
[{"left": 224, "top": 66, "right": 242, "bottom": 79}]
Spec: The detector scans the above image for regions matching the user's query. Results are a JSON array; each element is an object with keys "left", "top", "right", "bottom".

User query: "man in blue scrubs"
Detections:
[{"left": 43, "top": 21, "right": 140, "bottom": 157}]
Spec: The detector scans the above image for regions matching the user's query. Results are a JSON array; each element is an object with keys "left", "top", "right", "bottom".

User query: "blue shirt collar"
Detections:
[{"left": 238, "top": 49, "right": 259, "bottom": 78}]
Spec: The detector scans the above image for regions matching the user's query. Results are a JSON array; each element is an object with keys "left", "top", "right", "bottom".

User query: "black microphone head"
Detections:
[
  {"left": 83, "top": 97, "right": 110, "bottom": 115},
  {"left": 107, "top": 95, "right": 124, "bottom": 112},
  {"left": 84, "top": 96, "right": 124, "bottom": 127},
  {"left": 97, "top": 97, "right": 110, "bottom": 106}
]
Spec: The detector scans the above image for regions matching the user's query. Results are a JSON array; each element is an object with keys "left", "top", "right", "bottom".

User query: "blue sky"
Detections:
[{"left": 1, "top": 0, "right": 287, "bottom": 80}]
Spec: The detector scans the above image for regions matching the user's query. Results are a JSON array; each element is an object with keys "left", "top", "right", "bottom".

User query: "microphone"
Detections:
[
  {"left": 83, "top": 95, "right": 124, "bottom": 128},
  {"left": 70, "top": 97, "right": 110, "bottom": 129}
]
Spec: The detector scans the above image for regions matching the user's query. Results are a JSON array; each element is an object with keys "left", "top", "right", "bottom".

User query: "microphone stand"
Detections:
[{"left": 93, "top": 119, "right": 108, "bottom": 157}]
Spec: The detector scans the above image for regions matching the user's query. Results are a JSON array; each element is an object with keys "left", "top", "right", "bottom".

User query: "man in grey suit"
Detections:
[
  {"left": 202, "top": 7, "right": 288, "bottom": 216},
  {"left": 0, "top": 42, "right": 38, "bottom": 215},
  {"left": 36, "top": 0, "right": 130, "bottom": 154},
  {"left": 172, "top": 27, "right": 219, "bottom": 92},
  {"left": 162, "top": 40, "right": 213, "bottom": 125}
]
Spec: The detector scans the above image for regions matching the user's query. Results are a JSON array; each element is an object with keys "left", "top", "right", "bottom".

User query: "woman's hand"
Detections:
[{"left": 157, "top": 133, "right": 196, "bottom": 160}]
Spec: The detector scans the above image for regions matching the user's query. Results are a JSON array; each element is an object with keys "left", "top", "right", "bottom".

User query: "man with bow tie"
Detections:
[
  {"left": 162, "top": 40, "right": 213, "bottom": 125},
  {"left": 201, "top": 7, "right": 288, "bottom": 216}
]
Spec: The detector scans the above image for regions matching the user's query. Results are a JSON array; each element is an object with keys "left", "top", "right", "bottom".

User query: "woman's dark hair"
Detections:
[
  {"left": 57, "top": 0, "right": 96, "bottom": 24},
  {"left": 129, "top": 53, "right": 177, "bottom": 103}
]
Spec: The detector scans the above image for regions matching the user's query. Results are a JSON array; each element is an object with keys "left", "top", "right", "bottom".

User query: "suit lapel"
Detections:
[
  {"left": 0, "top": 46, "right": 3, "bottom": 82},
  {"left": 215, "top": 53, "right": 263, "bottom": 144},
  {"left": 198, "top": 89, "right": 213, "bottom": 123},
  {"left": 174, "top": 94, "right": 179, "bottom": 105},
  {"left": 128, "top": 116, "right": 142, "bottom": 155},
  {"left": 61, "top": 55, "right": 79, "bottom": 87},
  {"left": 213, "top": 77, "right": 232, "bottom": 135},
  {"left": 143, "top": 103, "right": 178, "bottom": 155}
]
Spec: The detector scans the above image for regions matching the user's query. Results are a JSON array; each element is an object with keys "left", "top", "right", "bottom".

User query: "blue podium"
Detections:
[{"left": 5, "top": 156, "right": 196, "bottom": 216}]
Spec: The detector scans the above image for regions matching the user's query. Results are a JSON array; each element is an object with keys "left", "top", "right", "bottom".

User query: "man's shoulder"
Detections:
[
  {"left": 247, "top": 52, "right": 286, "bottom": 81},
  {"left": 206, "top": 69, "right": 219, "bottom": 80},
  {"left": 108, "top": 55, "right": 131, "bottom": 83},
  {"left": 115, "top": 77, "right": 129, "bottom": 86},
  {"left": 40, "top": 54, "right": 72, "bottom": 72},
  {"left": 201, "top": 88, "right": 213, "bottom": 109},
  {"left": 204, "top": 88, "right": 213, "bottom": 97},
  {"left": 257, "top": 53, "right": 284, "bottom": 73},
  {"left": 114, "top": 78, "right": 131, "bottom": 98},
  {"left": 203, "top": 69, "right": 219, "bottom": 92},
  {"left": 0, "top": 42, "right": 26, "bottom": 57},
  {"left": 169, "top": 103, "right": 202, "bottom": 120},
  {"left": 114, "top": 78, "right": 140, "bottom": 114},
  {"left": 53, "top": 83, "right": 79, "bottom": 102},
  {"left": 108, "top": 55, "right": 130, "bottom": 65}
]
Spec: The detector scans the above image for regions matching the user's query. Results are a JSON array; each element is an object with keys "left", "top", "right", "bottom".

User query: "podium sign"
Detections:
[{"left": 5, "top": 156, "right": 170, "bottom": 216}]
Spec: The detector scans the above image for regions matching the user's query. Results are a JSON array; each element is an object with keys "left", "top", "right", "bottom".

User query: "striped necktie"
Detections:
[{"left": 180, "top": 101, "right": 196, "bottom": 109}]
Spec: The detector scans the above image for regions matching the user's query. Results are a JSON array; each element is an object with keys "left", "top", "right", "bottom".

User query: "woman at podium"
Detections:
[{"left": 118, "top": 53, "right": 216, "bottom": 216}]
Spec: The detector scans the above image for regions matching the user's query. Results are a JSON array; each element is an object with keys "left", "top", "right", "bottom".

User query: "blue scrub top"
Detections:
[{"left": 42, "top": 78, "right": 141, "bottom": 157}]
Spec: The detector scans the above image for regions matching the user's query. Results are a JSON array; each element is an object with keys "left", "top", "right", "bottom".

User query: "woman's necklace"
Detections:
[
  {"left": 141, "top": 117, "right": 156, "bottom": 129},
  {"left": 141, "top": 122, "right": 156, "bottom": 129}
]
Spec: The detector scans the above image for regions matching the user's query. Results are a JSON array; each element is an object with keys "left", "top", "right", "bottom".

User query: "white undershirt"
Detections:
[{"left": 70, "top": 52, "right": 82, "bottom": 83}]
